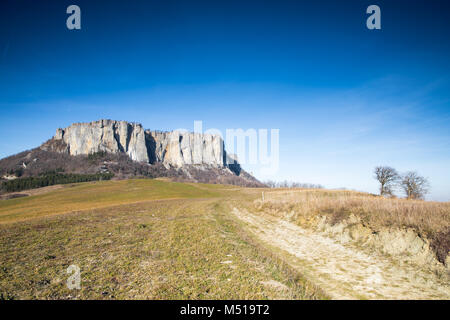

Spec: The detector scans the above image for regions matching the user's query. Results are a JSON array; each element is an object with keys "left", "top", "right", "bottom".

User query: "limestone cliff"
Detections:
[
  {"left": 147, "top": 130, "right": 224, "bottom": 167},
  {"left": 46, "top": 120, "right": 228, "bottom": 168},
  {"left": 50, "top": 120, "right": 149, "bottom": 163},
  {"left": 1, "top": 120, "right": 264, "bottom": 187}
]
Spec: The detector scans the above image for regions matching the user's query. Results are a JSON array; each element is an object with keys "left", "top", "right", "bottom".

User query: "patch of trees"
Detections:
[
  {"left": 87, "top": 151, "right": 108, "bottom": 162},
  {"left": 374, "top": 166, "right": 429, "bottom": 199},
  {"left": 1, "top": 173, "right": 114, "bottom": 192},
  {"left": 6, "top": 168, "right": 24, "bottom": 177}
]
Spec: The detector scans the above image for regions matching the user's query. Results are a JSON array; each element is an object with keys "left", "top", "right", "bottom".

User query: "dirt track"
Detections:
[{"left": 232, "top": 207, "right": 450, "bottom": 299}]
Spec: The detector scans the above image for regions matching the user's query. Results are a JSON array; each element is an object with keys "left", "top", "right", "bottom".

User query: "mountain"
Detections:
[
  {"left": 0, "top": 120, "right": 264, "bottom": 188},
  {"left": 42, "top": 119, "right": 227, "bottom": 166}
]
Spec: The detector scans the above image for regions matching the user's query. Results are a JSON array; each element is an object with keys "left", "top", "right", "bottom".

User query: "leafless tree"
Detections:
[
  {"left": 374, "top": 166, "right": 399, "bottom": 196},
  {"left": 264, "top": 180, "right": 277, "bottom": 188},
  {"left": 400, "top": 171, "right": 429, "bottom": 200}
]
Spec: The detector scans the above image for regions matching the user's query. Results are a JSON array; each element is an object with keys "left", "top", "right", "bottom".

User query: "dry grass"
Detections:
[
  {"left": 253, "top": 189, "right": 450, "bottom": 263},
  {"left": 256, "top": 189, "right": 450, "bottom": 235},
  {"left": 0, "top": 180, "right": 325, "bottom": 300},
  {"left": 0, "top": 179, "right": 224, "bottom": 224}
]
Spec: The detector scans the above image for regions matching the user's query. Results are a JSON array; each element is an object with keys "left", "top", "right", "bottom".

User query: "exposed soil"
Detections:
[
  {"left": 232, "top": 207, "right": 450, "bottom": 300},
  {"left": 431, "top": 228, "right": 450, "bottom": 265}
]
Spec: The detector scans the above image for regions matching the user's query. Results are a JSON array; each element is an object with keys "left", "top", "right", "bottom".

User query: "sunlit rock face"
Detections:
[
  {"left": 147, "top": 130, "right": 224, "bottom": 167},
  {"left": 49, "top": 120, "right": 225, "bottom": 167},
  {"left": 52, "top": 120, "right": 149, "bottom": 163}
]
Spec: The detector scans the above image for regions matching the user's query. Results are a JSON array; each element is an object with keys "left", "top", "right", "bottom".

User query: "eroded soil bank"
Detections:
[{"left": 232, "top": 206, "right": 450, "bottom": 299}]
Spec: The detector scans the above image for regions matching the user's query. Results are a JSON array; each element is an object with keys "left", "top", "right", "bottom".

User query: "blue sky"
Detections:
[{"left": 1, "top": 0, "right": 449, "bottom": 200}]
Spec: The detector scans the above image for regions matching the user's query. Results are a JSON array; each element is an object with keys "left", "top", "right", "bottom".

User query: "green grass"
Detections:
[
  {"left": 0, "top": 179, "right": 324, "bottom": 300},
  {"left": 0, "top": 179, "right": 221, "bottom": 224}
]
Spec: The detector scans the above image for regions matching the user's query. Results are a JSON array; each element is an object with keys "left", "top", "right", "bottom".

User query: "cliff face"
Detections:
[
  {"left": 1, "top": 119, "right": 265, "bottom": 187},
  {"left": 148, "top": 131, "right": 224, "bottom": 167},
  {"left": 48, "top": 120, "right": 227, "bottom": 168},
  {"left": 52, "top": 120, "right": 149, "bottom": 163}
]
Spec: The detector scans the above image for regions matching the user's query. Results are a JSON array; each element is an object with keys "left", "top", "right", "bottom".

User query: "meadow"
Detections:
[
  {"left": 1, "top": 180, "right": 448, "bottom": 300},
  {"left": 0, "top": 179, "right": 221, "bottom": 224},
  {"left": 0, "top": 179, "right": 324, "bottom": 299}
]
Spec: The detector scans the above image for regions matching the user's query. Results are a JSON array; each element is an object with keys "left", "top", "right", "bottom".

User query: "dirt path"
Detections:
[{"left": 232, "top": 207, "right": 450, "bottom": 300}]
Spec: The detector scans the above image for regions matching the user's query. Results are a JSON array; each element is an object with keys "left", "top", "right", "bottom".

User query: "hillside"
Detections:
[
  {"left": 0, "top": 120, "right": 265, "bottom": 192},
  {"left": 0, "top": 181, "right": 448, "bottom": 299},
  {"left": 0, "top": 180, "right": 323, "bottom": 300}
]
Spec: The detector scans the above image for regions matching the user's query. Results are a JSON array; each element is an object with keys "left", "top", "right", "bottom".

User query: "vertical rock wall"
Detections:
[{"left": 51, "top": 120, "right": 226, "bottom": 167}]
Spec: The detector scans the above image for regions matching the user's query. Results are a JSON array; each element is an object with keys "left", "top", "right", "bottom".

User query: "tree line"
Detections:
[
  {"left": 264, "top": 180, "right": 324, "bottom": 189},
  {"left": 1, "top": 172, "right": 114, "bottom": 193},
  {"left": 374, "top": 166, "right": 429, "bottom": 199}
]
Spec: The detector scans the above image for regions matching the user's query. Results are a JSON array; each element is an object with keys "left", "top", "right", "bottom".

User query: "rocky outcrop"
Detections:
[
  {"left": 50, "top": 120, "right": 149, "bottom": 163},
  {"left": 147, "top": 130, "right": 224, "bottom": 167},
  {"left": 1, "top": 120, "right": 264, "bottom": 188},
  {"left": 45, "top": 120, "right": 230, "bottom": 168}
]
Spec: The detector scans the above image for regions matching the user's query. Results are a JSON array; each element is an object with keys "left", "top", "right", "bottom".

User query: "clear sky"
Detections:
[{"left": 1, "top": 0, "right": 449, "bottom": 200}]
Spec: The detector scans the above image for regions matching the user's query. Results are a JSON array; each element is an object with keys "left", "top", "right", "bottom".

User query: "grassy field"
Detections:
[
  {"left": 0, "top": 179, "right": 223, "bottom": 224},
  {"left": 0, "top": 179, "right": 324, "bottom": 300},
  {"left": 3, "top": 181, "right": 447, "bottom": 300}
]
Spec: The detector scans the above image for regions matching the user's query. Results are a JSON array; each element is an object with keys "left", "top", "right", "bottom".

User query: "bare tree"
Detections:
[
  {"left": 400, "top": 171, "right": 429, "bottom": 200},
  {"left": 374, "top": 166, "right": 399, "bottom": 196},
  {"left": 264, "top": 180, "right": 277, "bottom": 188}
]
